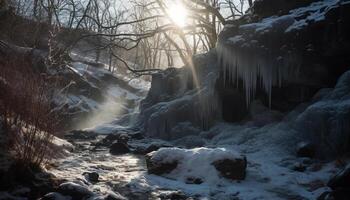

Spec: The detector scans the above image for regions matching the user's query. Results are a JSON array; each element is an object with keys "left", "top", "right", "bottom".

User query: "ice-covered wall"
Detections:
[
  {"left": 139, "top": 51, "right": 221, "bottom": 139},
  {"left": 217, "top": 0, "right": 350, "bottom": 106},
  {"left": 295, "top": 70, "right": 350, "bottom": 158}
]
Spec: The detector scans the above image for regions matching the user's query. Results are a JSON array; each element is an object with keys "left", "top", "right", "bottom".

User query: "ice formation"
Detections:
[{"left": 216, "top": 0, "right": 347, "bottom": 106}]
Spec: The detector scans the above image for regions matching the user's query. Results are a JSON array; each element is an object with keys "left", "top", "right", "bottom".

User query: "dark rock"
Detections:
[
  {"left": 40, "top": 192, "right": 71, "bottom": 200},
  {"left": 212, "top": 157, "right": 247, "bottom": 180},
  {"left": 110, "top": 142, "right": 130, "bottom": 155},
  {"left": 96, "top": 133, "right": 130, "bottom": 148},
  {"left": 328, "top": 164, "right": 350, "bottom": 190},
  {"left": 310, "top": 163, "right": 323, "bottom": 172},
  {"left": 58, "top": 182, "right": 94, "bottom": 199},
  {"left": 251, "top": 0, "right": 315, "bottom": 19},
  {"left": 318, "top": 188, "right": 350, "bottom": 200},
  {"left": 329, "top": 188, "right": 350, "bottom": 200},
  {"left": 117, "top": 133, "right": 130, "bottom": 144},
  {"left": 131, "top": 140, "right": 173, "bottom": 155},
  {"left": 316, "top": 191, "right": 331, "bottom": 200},
  {"left": 185, "top": 177, "right": 203, "bottom": 185},
  {"left": 296, "top": 142, "right": 316, "bottom": 158},
  {"left": 145, "top": 153, "right": 178, "bottom": 175},
  {"left": 145, "top": 143, "right": 172, "bottom": 154},
  {"left": 104, "top": 191, "right": 127, "bottom": 200},
  {"left": 158, "top": 191, "right": 188, "bottom": 200},
  {"left": 104, "top": 134, "right": 121, "bottom": 142},
  {"left": 83, "top": 172, "right": 99, "bottom": 182},
  {"left": 292, "top": 162, "right": 307, "bottom": 172},
  {"left": 129, "top": 131, "right": 144, "bottom": 140}
]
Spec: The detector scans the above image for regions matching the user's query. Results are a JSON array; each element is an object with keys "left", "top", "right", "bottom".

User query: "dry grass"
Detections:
[{"left": 0, "top": 54, "right": 60, "bottom": 168}]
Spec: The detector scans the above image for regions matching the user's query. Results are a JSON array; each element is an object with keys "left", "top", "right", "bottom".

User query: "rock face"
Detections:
[{"left": 212, "top": 157, "right": 247, "bottom": 180}]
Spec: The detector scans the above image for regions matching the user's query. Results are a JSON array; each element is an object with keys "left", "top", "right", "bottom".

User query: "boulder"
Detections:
[
  {"left": 96, "top": 133, "right": 130, "bottom": 148},
  {"left": 110, "top": 142, "right": 130, "bottom": 155},
  {"left": 158, "top": 191, "right": 188, "bottom": 200},
  {"left": 104, "top": 191, "right": 127, "bottom": 200},
  {"left": 58, "top": 182, "right": 94, "bottom": 199},
  {"left": 145, "top": 153, "right": 178, "bottom": 175},
  {"left": 296, "top": 142, "right": 316, "bottom": 158},
  {"left": 212, "top": 157, "right": 247, "bottom": 180},
  {"left": 83, "top": 172, "right": 99, "bottom": 182},
  {"left": 251, "top": 0, "right": 315, "bottom": 19},
  {"left": 40, "top": 192, "right": 72, "bottom": 200},
  {"left": 145, "top": 147, "right": 247, "bottom": 183},
  {"left": 292, "top": 162, "right": 307, "bottom": 172},
  {"left": 328, "top": 164, "right": 350, "bottom": 190}
]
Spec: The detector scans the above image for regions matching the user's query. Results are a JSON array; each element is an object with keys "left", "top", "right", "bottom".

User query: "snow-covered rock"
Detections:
[
  {"left": 146, "top": 147, "right": 247, "bottom": 183},
  {"left": 295, "top": 70, "right": 350, "bottom": 158},
  {"left": 58, "top": 182, "right": 94, "bottom": 199}
]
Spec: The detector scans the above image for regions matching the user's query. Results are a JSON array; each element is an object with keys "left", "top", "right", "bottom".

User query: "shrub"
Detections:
[{"left": 0, "top": 54, "right": 59, "bottom": 168}]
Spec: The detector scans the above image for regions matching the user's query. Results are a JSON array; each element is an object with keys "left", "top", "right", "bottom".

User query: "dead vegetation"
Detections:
[{"left": 0, "top": 53, "right": 60, "bottom": 168}]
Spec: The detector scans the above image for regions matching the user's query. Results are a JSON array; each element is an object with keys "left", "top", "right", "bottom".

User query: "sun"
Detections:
[{"left": 168, "top": 3, "right": 188, "bottom": 27}]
